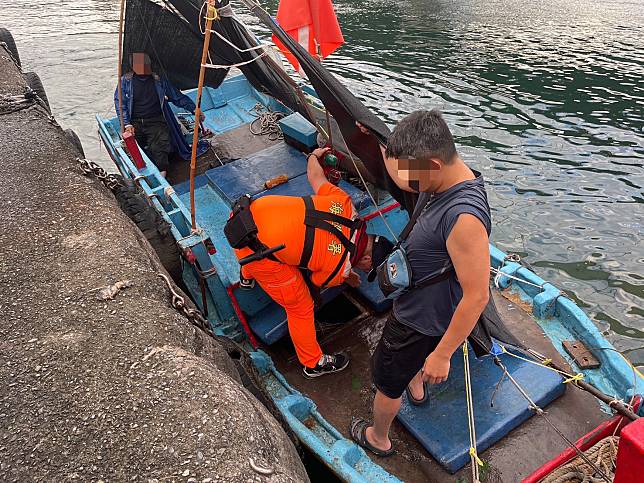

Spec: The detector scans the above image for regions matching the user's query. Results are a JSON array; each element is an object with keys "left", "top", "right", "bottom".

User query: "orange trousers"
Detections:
[{"left": 242, "top": 258, "right": 322, "bottom": 368}]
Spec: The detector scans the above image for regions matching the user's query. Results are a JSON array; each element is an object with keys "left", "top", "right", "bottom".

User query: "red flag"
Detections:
[{"left": 272, "top": 0, "right": 344, "bottom": 72}]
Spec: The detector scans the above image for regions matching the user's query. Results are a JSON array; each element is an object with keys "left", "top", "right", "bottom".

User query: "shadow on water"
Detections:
[
  {"left": 301, "top": 449, "right": 343, "bottom": 482},
  {"left": 3, "top": 0, "right": 642, "bottom": 367}
]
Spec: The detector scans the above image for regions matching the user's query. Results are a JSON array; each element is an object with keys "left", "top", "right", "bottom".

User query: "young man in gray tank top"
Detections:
[{"left": 351, "top": 110, "right": 492, "bottom": 456}]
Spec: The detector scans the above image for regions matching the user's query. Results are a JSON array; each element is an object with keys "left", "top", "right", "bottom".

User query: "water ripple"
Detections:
[{"left": 3, "top": 0, "right": 642, "bottom": 364}]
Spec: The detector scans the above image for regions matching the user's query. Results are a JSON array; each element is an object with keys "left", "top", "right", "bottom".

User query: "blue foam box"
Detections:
[
  {"left": 279, "top": 112, "right": 318, "bottom": 150},
  {"left": 396, "top": 347, "right": 565, "bottom": 473}
]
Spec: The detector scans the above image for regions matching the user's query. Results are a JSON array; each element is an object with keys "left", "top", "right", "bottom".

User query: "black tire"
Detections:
[
  {"left": 113, "top": 179, "right": 183, "bottom": 282},
  {"left": 64, "top": 129, "right": 85, "bottom": 157},
  {"left": 0, "top": 28, "right": 21, "bottom": 67},
  {"left": 24, "top": 71, "right": 50, "bottom": 112}
]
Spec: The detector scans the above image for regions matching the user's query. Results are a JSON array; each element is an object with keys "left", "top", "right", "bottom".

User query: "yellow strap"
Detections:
[
  {"left": 206, "top": 4, "right": 219, "bottom": 21},
  {"left": 500, "top": 345, "right": 574, "bottom": 379},
  {"left": 469, "top": 447, "right": 484, "bottom": 467},
  {"left": 563, "top": 373, "right": 584, "bottom": 384}
]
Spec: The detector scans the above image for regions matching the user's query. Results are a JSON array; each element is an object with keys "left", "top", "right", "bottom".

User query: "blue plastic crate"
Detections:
[{"left": 279, "top": 112, "right": 318, "bottom": 150}]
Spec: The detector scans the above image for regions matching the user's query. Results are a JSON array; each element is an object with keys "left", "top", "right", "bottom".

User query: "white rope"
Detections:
[
  {"left": 541, "top": 436, "right": 619, "bottom": 483},
  {"left": 202, "top": 52, "right": 268, "bottom": 70},
  {"left": 463, "top": 344, "right": 482, "bottom": 483},
  {"left": 490, "top": 266, "right": 544, "bottom": 289},
  {"left": 208, "top": 28, "right": 267, "bottom": 52}
]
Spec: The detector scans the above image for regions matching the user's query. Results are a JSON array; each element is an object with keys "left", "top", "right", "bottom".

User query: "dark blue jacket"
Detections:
[{"left": 114, "top": 72, "right": 206, "bottom": 160}]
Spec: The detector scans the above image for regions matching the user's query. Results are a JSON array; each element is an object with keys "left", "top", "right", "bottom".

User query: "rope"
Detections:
[
  {"left": 490, "top": 266, "right": 545, "bottom": 289},
  {"left": 500, "top": 345, "right": 581, "bottom": 381},
  {"left": 208, "top": 28, "right": 267, "bottom": 52},
  {"left": 248, "top": 103, "right": 285, "bottom": 140},
  {"left": 202, "top": 52, "right": 268, "bottom": 70},
  {"left": 540, "top": 436, "right": 619, "bottom": 483},
  {"left": 494, "top": 357, "right": 612, "bottom": 482},
  {"left": 463, "top": 343, "right": 483, "bottom": 483}
]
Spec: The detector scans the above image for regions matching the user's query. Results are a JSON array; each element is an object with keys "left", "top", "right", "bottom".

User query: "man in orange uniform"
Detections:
[{"left": 233, "top": 147, "right": 393, "bottom": 378}]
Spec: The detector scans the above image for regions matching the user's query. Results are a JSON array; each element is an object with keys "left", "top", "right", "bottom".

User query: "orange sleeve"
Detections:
[{"left": 316, "top": 181, "right": 348, "bottom": 198}]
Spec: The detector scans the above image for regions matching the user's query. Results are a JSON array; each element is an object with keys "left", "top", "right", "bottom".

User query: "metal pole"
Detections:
[
  {"left": 190, "top": 0, "right": 217, "bottom": 230},
  {"left": 116, "top": 0, "right": 126, "bottom": 135},
  {"left": 569, "top": 375, "right": 639, "bottom": 421},
  {"left": 527, "top": 352, "right": 641, "bottom": 421}
]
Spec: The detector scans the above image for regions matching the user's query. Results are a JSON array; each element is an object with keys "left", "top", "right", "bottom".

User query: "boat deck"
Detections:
[{"left": 267, "top": 291, "right": 607, "bottom": 482}]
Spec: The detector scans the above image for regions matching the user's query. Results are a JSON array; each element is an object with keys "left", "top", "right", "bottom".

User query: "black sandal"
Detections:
[
  {"left": 349, "top": 417, "right": 395, "bottom": 457},
  {"left": 405, "top": 381, "right": 430, "bottom": 406}
]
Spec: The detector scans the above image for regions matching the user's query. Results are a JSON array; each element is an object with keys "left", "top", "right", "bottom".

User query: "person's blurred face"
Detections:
[
  {"left": 132, "top": 53, "right": 152, "bottom": 75},
  {"left": 385, "top": 155, "right": 443, "bottom": 193}
]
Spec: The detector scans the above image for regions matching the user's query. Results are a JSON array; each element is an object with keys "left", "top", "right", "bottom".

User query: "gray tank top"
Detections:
[{"left": 392, "top": 172, "right": 491, "bottom": 336}]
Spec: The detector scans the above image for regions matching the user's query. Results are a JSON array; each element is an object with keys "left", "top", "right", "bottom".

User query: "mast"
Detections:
[
  {"left": 189, "top": 0, "right": 218, "bottom": 231},
  {"left": 116, "top": 0, "right": 126, "bottom": 135}
]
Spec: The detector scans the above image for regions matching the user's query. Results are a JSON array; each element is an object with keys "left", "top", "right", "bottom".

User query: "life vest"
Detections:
[
  {"left": 299, "top": 195, "right": 363, "bottom": 288},
  {"left": 225, "top": 195, "right": 363, "bottom": 288}
]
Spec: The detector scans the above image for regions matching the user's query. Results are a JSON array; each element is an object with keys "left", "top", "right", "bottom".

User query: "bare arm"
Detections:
[
  {"left": 307, "top": 146, "right": 331, "bottom": 194},
  {"left": 422, "top": 213, "right": 490, "bottom": 384}
]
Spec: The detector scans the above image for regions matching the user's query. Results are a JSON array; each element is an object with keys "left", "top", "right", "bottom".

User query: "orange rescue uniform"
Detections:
[{"left": 235, "top": 182, "right": 356, "bottom": 367}]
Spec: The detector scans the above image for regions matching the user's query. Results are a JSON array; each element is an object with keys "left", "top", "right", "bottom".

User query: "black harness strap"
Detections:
[
  {"left": 247, "top": 238, "right": 280, "bottom": 263},
  {"left": 299, "top": 196, "right": 316, "bottom": 269},
  {"left": 414, "top": 268, "right": 456, "bottom": 289},
  {"left": 298, "top": 195, "right": 361, "bottom": 288},
  {"left": 320, "top": 242, "right": 351, "bottom": 288},
  {"left": 304, "top": 217, "right": 354, "bottom": 252},
  {"left": 305, "top": 209, "right": 362, "bottom": 229}
]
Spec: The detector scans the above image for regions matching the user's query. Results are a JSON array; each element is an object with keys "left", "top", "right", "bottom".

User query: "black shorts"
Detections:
[{"left": 371, "top": 315, "right": 443, "bottom": 399}]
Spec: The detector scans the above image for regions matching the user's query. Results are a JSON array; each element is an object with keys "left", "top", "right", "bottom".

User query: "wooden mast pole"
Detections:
[
  {"left": 116, "top": 0, "right": 126, "bottom": 135},
  {"left": 190, "top": 0, "right": 217, "bottom": 231}
]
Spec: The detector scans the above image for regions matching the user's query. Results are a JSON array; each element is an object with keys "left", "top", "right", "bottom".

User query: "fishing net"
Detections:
[
  {"left": 242, "top": 0, "right": 419, "bottom": 215},
  {"left": 123, "top": 0, "right": 310, "bottom": 117}
]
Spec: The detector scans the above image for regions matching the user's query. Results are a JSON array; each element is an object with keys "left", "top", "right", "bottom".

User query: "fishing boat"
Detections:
[{"left": 96, "top": 1, "right": 643, "bottom": 481}]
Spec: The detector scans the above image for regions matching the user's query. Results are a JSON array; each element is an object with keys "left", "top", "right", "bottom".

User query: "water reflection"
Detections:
[{"left": 3, "top": 0, "right": 642, "bottom": 365}]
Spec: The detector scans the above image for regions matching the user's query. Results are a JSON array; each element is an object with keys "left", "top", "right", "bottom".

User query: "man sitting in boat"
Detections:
[
  {"left": 350, "top": 110, "right": 492, "bottom": 457},
  {"left": 229, "top": 146, "right": 394, "bottom": 379},
  {"left": 113, "top": 52, "right": 204, "bottom": 177}
]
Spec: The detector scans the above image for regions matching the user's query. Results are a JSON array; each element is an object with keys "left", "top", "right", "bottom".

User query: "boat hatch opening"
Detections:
[{"left": 316, "top": 293, "right": 364, "bottom": 326}]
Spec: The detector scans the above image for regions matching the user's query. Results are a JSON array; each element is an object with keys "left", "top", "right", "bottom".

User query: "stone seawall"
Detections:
[{"left": 0, "top": 45, "right": 308, "bottom": 482}]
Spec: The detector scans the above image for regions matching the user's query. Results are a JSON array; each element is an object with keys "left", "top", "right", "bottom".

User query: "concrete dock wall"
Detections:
[{"left": 0, "top": 46, "right": 309, "bottom": 482}]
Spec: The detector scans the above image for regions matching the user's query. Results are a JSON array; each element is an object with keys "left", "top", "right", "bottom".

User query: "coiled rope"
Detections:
[
  {"left": 249, "top": 103, "right": 285, "bottom": 141},
  {"left": 540, "top": 436, "right": 619, "bottom": 483}
]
